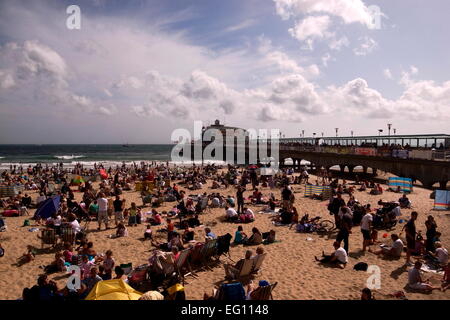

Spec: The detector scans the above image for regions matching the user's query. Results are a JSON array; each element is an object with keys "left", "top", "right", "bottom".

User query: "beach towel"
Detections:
[
  {"left": 433, "top": 190, "right": 450, "bottom": 210},
  {"left": 388, "top": 177, "right": 413, "bottom": 193}
]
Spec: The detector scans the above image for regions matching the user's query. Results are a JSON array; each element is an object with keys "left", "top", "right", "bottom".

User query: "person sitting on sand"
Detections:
[
  {"left": 224, "top": 250, "right": 253, "bottom": 279},
  {"left": 19, "top": 245, "right": 36, "bottom": 264},
  {"left": 239, "top": 207, "right": 255, "bottom": 223},
  {"left": 233, "top": 226, "right": 247, "bottom": 245},
  {"left": 81, "top": 267, "right": 103, "bottom": 296},
  {"left": 407, "top": 261, "right": 440, "bottom": 292},
  {"left": 315, "top": 241, "right": 348, "bottom": 269},
  {"left": 225, "top": 206, "right": 239, "bottom": 222},
  {"left": 152, "top": 233, "right": 184, "bottom": 252},
  {"left": 243, "top": 227, "right": 263, "bottom": 245},
  {"left": 115, "top": 223, "right": 128, "bottom": 237},
  {"left": 399, "top": 194, "right": 412, "bottom": 209},
  {"left": 43, "top": 252, "right": 67, "bottom": 274},
  {"left": 102, "top": 250, "right": 115, "bottom": 280},
  {"left": 144, "top": 224, "right": 153, "bottom": 240},
  {"left": 204, "top": 227, "right": 217, "bottom": 241},
  {"left": 369, "top": 234, "right": 403, "bottom": 258},
  {"left": 182, "top": 222, "right": 195, "bottom": 242},
  {"left": 62, "top": 243, "right": 73, "bottom": 264},
  {"left": 114, "top": 266, "right": 128, "bottom": 283},
  {"left": 426, "top": 242, "right": 449, "bottom": 266},
  {"left": 80, "top": 255, "right": 95, "bottom": 280},
  {"left": 262, "top": 230, "right": 276, "bottom": 244}
]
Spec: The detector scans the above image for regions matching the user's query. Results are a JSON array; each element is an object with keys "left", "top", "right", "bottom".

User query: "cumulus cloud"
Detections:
[
  {"left": 274, "top": 0, "right": 375, "bottom": 26},
  {"left": 288, "top": 15, "right": 332, "bottom": 42},
  {"left": 353, "top": 36, "right": 378, "bottom": 56}
]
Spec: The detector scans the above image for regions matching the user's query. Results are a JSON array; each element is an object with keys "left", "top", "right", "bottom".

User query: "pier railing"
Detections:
[{"left": 279, "top": 145, "right": 450, "bottom": 162}]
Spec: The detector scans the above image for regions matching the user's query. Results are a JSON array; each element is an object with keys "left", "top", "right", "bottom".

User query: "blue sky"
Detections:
[{"left": 0, "top": 0, "right": 449, "bottom": 143}]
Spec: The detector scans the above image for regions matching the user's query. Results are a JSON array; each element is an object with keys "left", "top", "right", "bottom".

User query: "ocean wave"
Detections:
[{"left": 54, "top": 155, "right": 85, "bottom": 160}]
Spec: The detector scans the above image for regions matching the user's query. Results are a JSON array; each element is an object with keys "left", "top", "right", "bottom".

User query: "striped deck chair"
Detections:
[
  {"left": 175, "top": 248, "right": 197, "bottom": 284},
  {"left": 249, "top": 282, "right": 277, "bottom": 300},
  {"left": 200, "top": 239, "right": 218, "bottom": 270},
  {"left": 225, "top": 258, "right": 254, "bottom": 280},
  {"left": 60, "top": 226, "right": 75, "bottom": 244},
  {"left": 251, "top": 253, "right": 267, "bottom": 274},
  {"left": 40, "top": 228, "right": 57, "bottom": 249}
]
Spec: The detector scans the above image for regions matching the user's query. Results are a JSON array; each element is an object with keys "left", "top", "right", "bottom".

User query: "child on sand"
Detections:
[{"left": 128, "top": 202, "right": 140, "bottom": 227}]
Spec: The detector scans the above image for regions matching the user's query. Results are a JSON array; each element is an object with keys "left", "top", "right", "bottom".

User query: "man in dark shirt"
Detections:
[
  {"left": 236, "top": 186, "right": 245, "bottom": 214},
  {"left": 404, "top": 211, "right": 418, "bottom": 265},
  {"left": 336, "top": 207, "right": 353, "bottom": 254},
  {"left": 328, "top": 193, "right": 346, "bottom": 225}
]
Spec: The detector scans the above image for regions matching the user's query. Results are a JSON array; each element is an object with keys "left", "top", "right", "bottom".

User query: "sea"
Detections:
[
  {"left": 0, "top": 144, "right": 303, "bottom": 170},
  {"left": 0, "top": 144, "right": 180, "bottom": 169}
]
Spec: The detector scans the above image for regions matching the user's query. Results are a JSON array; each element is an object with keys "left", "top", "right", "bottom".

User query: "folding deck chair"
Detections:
[
  {"left": 174, "top": 248, "right": 197, "bottom": 284},
  {"left": 200, "top": 239, "right": 218, "bottom": 270},
  {"left": 225, "top": 258, "right": 254, "bottom": 280},
  {"left": 40, "top": 228, "right": 57, "bottom": 249},
  {"left": 60, "top": 226, "right": 75, "bottom": 244},
  {"left": 251, "top": 253, "right": 267, "bottom": 274},
  {"left": 248, "top": 282, "right": 277, "bottom": 300}
]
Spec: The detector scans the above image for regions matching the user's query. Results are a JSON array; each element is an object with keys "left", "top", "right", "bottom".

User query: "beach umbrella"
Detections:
[
  {"left": 248, "top": 165, "right": 258, "bottom": 170},
  {"left": 34, "top": 195, "right": 60, "bottom": 220},
  {"left": 72, "top": 176, "right": 85, "bottom": 185},
  {"left": 99, "top": 169, "right": 108, "bottom": 180},
  {"left": 85, "top": 279, "right": 143, "bottom": 300}
]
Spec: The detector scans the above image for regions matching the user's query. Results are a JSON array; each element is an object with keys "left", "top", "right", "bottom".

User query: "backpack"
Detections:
[{"left": 353, "top": 262, "right": 368, "bottom": 271}]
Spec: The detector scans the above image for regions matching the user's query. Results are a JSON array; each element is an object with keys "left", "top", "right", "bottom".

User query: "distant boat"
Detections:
[{"left": 122, "top": 142, "right": 130, "bottom": 148}]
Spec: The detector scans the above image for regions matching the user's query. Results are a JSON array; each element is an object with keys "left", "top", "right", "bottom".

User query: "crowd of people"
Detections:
[{"left": 0, "top": 160, "right": 449, "bottom": 300}]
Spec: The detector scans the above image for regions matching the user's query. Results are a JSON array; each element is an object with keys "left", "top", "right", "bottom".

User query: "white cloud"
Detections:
[
  {"left": 274, "top": 0, "right": 375, "bottom": 27},
  {"left": 399, "top": 66, "right": 419, "bottom": 87},
  {"left": 328, "top": 36, "right": 350, "bottom": 51},
  {"left": 288, "top": 15, "right": 331, "bottom": 41},
  {"left": 353, "top": 36, "right": 378, "bottom": 56},
  {"left": 225, "top": 19, "right": 257, "bottom": 32},
  {"left": 383, "top": 68, "right": 393, "bottom": 79}
]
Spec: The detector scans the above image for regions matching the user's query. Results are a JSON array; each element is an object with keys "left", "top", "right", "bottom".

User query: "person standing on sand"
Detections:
[
  {"left": 404, "top": 211, "right": 418, "bottom": 266},
  {"left": 236, "top": 186, "right": 245, "bottom": 214},
  {"left": 328, "top": 193, "right": 345, "bottom": 226},
  {"left": 361, "top": 210, "right": 373, "bottom": 252},
  {"left": 336, "top": 206, "right": 353, "bottom": 254},
  {"left": 97, "top": 193, "right": 109, "bottom": 230}
]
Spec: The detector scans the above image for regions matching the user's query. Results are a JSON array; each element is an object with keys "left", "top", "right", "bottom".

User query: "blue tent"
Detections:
[{"left": 34, "top": 195, "right": 61, "bottom": 219}]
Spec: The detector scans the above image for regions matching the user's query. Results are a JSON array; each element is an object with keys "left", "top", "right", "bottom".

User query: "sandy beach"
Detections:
[{"left": 0, "top": 170, "right": 449, "bottom": 300}]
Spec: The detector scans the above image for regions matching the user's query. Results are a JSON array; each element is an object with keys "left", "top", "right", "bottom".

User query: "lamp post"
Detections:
[
  {"left": 393, "top": 128, "right": 396, "bottom": 135},
  {"left": 302, "top": 130, "right": 305, "bottom": 138},
  {"left": 335, "top": 128, "right": 339, "bottom": 137},
  {"left": 321, "top": 132, "right": 324, "bottom": 138},
  {"left": 378, "top": 129, "right": 383, "bottom": 136},
  {"left": 351, "top": 130, "right": 354, "bottom": 137}
]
